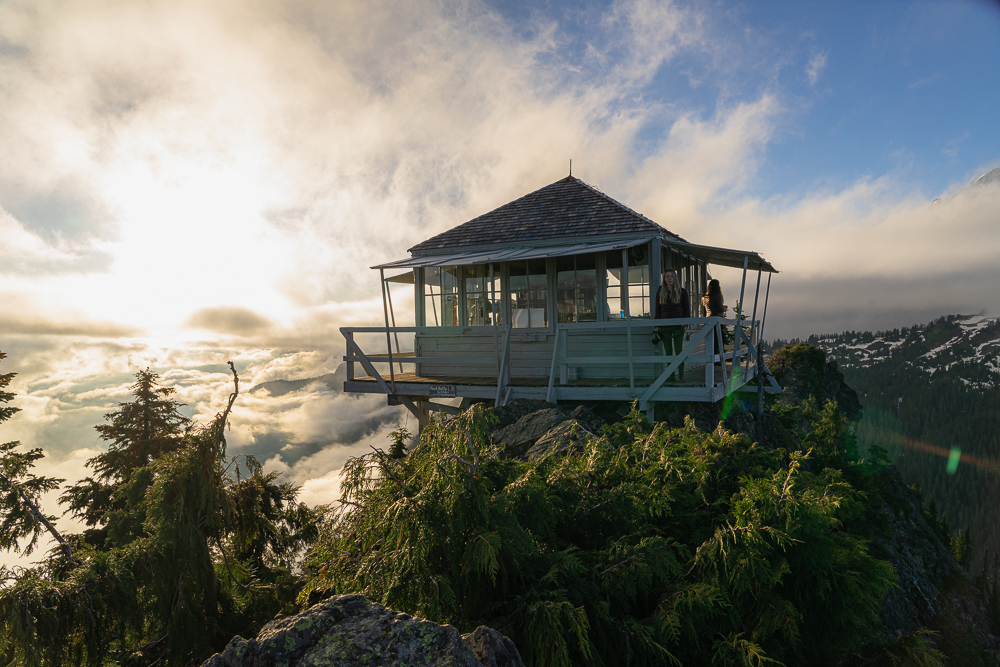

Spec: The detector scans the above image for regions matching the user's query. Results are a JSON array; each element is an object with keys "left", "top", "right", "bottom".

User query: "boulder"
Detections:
[
  {"left": 200, "top": 593, "right": 509, "bottom": 667},
  {"left": 488, "top": 399, "right": 558, "bottom": 429},
  {"left": 461, "top": 626, "right": 526, "bottom": 667},
  {"left": 564, "top": 405, "right": 605, "bottom": 433},
  {"left": 492, "top": 408, "right": 566, "bottom": 458},
  {"left": 525, "top": 419, "right": 595, "bottom": 459}
]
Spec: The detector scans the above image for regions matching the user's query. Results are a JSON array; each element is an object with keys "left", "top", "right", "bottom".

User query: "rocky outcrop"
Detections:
[
  {"left": 768, "top": 343, "right": 861, "bottom": 419},
  {"left": 525, "top": 418, "right": 596, "bottom": 459},
  {"left": 489, "top": 401, "right": 606, "bottom": 459},
  {"left": 493, "top": 408, "right": 566, "bottom": 458},
  {"left": 201, "top": 594, "right": 524, "bottom": 667},
  {"left": 461, "top": 627, "right": 525, "bottom": 667},
  {"left": 868, "top": 466, "right": 962, "bottom": 633}
]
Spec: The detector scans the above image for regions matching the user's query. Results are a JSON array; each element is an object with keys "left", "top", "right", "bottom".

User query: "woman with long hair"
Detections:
[
  {"left": 702, "top": 278, "right": 728, "bottom": 368},
  {"left": 654, "top": 269, "right": 689, "bottom": 382}
]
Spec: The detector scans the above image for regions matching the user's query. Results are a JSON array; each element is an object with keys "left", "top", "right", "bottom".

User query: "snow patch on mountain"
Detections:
[{"left": 802, "top": 314, "right": 1000, "bottom": 389}]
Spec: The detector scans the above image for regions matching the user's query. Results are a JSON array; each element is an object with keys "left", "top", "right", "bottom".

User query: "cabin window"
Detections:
[
  {"left": 463, "top": 265, "right": 502, "bottom": 326},
  {"left": 556, "top": 254, "right": 598, "bottom": 323},
  {"left": 606, "top": 249, "right": 650, "bottom": 318},
  {"left": 423, "top": 266, "right": 459, "bottom": 326},
  {"left": 509, "top": 259, "right": 548, "bottom": 328}
]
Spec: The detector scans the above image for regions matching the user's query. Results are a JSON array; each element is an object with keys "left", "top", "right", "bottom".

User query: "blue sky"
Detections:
[
  {"left": 0, "top": 0, "right": 998, "bottom": 561},
  {"left": 484, "top": 0, "right": 1000, "bottom": 199}
]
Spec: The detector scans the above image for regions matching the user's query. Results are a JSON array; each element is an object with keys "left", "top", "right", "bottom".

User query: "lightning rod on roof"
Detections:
[{"left": 569, "top": 159, "right": 572, "bottom": 176}]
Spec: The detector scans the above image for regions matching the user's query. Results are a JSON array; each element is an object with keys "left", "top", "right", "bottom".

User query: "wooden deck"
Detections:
[{"left": 350, "top": 369, "right": 722, "bottom": 389}]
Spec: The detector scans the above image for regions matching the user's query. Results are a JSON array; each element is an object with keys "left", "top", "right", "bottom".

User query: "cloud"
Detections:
[
  {"left": 805, "top": 51, "right": 827, "bottom": 85},
  {"left": 186, "top": 306, "right": 273, "bottom": 336}
]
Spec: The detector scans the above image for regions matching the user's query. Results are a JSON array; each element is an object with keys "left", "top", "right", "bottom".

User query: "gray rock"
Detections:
[
  {"left": 565, "top": 405, "right": 605, "bottom": 433},
  {"left": 461, "top": 626, "right": 525, "bottom": 667},
  {"left": 201, "top": 594, "right": 485, "bottom": 667},
  {"left": 870, "top": 466, "right": 961, "bottom": 634},
  {"left": 525, "top": 419, "right": 595, "bottom": 459},
  {"left": 492, "top": 408, "right": 566, "bottom": 458},
  {"left": 488, "top": 399, "right": 558, "bottom": 429}
]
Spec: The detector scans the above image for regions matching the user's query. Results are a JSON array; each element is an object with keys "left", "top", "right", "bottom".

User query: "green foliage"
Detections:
[
  {"left": 387, "top": 426, "right": 411, "bottom": 459},
  {"left": 304, "top": 402, "right": 895, "bottom": 666},
  {"left": 0, "top": 352, "right": 66, "bottom": 557},
  {"left": 0, "top": 361, "right": 319, "bottom": 666}
]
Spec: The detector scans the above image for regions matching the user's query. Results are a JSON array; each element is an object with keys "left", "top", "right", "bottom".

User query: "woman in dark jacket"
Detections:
[
  {"left": 701, "top": 279, "right": 727, "bottom": 367},
  {"left": 654, "top": 270, "right": 689, "bottom": 382}
]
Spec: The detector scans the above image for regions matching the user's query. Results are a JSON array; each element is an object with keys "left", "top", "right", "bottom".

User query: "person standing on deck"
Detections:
[
  {"left": 701, "top": 278, "right": 728, "bottom": 369},
  {"left": 654, "top": 270, "right": 689, "bottom": 382}
]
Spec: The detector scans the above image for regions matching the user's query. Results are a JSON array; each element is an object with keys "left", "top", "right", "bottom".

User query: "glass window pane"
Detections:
[
  {"left": 464, "top": 266, "right": 487, "bottom": 326},
  {"left": 488, "top": 272, "right": 503, "bottom": 325},
  {"left": 605, "top": 251, "right": 624, "bottom": 319},
  {"left": 577, "top": 254, "right": 598, "bottom": 322},
  {"left": 423, "top": 267, "right": 441, "bottom": 326},
  {"left": 442, "top": 266, "right": 459, "bottom": 326},
  {"left": 511, "top": 260, "right": 547, "bottom": 328}
]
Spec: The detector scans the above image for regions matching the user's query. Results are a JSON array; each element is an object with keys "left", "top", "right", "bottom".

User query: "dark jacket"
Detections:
[
  {"left": 702, "top": 292, "right": 725, "bottom": 317},
  {"left": 655, "top": 287, "right": 689, "bottom": 320}
]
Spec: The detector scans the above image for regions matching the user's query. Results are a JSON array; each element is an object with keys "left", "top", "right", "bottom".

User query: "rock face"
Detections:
[
  {"left": 492, "top": 408, "right": 566, "bottom": 458},
  {"left": 201, "top": 594, "right": 523, "bottom": 667},
  {"left": 489, "top": 400, "right": 606, "bottom": 460},
  {"left": 525, "top": 418, "right": 596, "bottom": 459},
  {"left": 460, "top": 627, "right": 525, "bottom": 667},
  {"left": 768, "top": 342, "right": 862, "bottom": 419},
  {"left": 868, "top": 466, "right": 961, "bottom": 633}
]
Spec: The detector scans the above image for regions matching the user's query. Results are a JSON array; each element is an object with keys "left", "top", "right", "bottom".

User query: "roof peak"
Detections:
[{"left": 408, "top": 175, "right": 682, "bottom": 254}]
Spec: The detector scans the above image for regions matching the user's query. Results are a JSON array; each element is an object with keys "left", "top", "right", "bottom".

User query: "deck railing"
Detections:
[{"left": 341, "top": 317, "right": 779, "bottom": 407}]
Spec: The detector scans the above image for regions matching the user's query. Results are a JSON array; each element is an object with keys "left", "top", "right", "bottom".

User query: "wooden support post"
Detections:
[
  {"left": 495, "top": 325, "right": 512, "bottom": 406},
  {"left": 386, "top": 277, "right": 403, "bottom": 374},
  {"left": 379, "top": 268, "right": 396, "bottom": 394},
  {"left": 622, "top": 249, "right": 634, "bottom": 388},
  {"left": 733, "top": 255, "right": 748, "bottom": 382},
  {"left": 705, "top": 318, "right": 714, "bottom": 390},
  {"left": 490, "top": 263, "right": 500, "bottom": 375},
  {"left": 747, "top": 268, "right": 762, "bottom": 378},
  {"left": 716, "top": 321, "right": 729, "bottom": 392},
  {"left": 759, "top": 272, "right": 772, "bottom": 350},
  {"left": 345, "top": 330, "right": 355, "bottom": 381},
  {"left": 649, "top": 238, "right": 661, "bottom": 318},
  {"left": 546, "top": 324, "right": 561, "bottom": 403}
]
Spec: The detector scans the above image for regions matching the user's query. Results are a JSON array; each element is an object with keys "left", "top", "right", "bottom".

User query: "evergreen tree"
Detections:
[
  {"left": 61, "top": 369, "right": 191, "bottom": 549},
  {"left": 0, "top": 359, "right": 319, "bottom": 666},
  {"left": 0, "top": 352, "right": 70, "bottom": 558}
]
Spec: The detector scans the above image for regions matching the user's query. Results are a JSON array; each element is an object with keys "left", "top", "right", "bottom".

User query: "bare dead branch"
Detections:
[{"left": 0, "top": 470, "right": 73, "bottom": 560}]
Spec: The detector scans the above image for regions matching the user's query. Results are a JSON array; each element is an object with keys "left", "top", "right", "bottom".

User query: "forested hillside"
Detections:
[
  {"left": 3, "top": 346, "right": 999, "bottom": 666},
  {"left": 784, "top": 315, "right": 1000, "bottom": 568}
]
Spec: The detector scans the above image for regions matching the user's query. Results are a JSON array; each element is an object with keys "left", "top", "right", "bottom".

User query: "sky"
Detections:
[{"left": 1, "top": 0, "right": 999, "bottom": 562}]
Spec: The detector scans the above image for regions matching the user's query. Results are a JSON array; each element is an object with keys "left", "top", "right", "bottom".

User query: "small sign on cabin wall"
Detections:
[{"left": 428, "top": 385, "right": 457, "bottom": 398}]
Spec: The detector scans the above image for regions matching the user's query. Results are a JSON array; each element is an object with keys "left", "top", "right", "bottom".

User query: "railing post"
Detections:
[
  {"left": 379, "top": 268, "right": 396, "bottom": 395},
  {"left": 626, "top": 317, "right": 635, "bottom": 389},
  {"left": 716, "top": 321, "right": 728, "bottom": 393},
  {"left": 733, "top": 255, "right": 748, "bottom": 382},
  {"left": 346, "top": 330, "right": 355, "bottom": 380},
  {"left": 747, "top": 268, "right": 762, "bottom": 378},
  {"left": 495, "top": 325, "right": 512, "bottom": 406},
  {"left": 705, "top": 319, "right": 714, "bottom": 391},
  {"left": 546, "top": 324, "right": 561, "bottom": 403}
]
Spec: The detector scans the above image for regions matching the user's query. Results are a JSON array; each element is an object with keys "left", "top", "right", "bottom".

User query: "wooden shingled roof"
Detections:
[{"left": 408, "top": 176, "right": 685, "bottom": 254}]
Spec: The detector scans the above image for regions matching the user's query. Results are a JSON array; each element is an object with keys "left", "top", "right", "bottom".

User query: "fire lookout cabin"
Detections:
[{"left": 343, "top": 175, "right": 780, "bottom": 426}]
